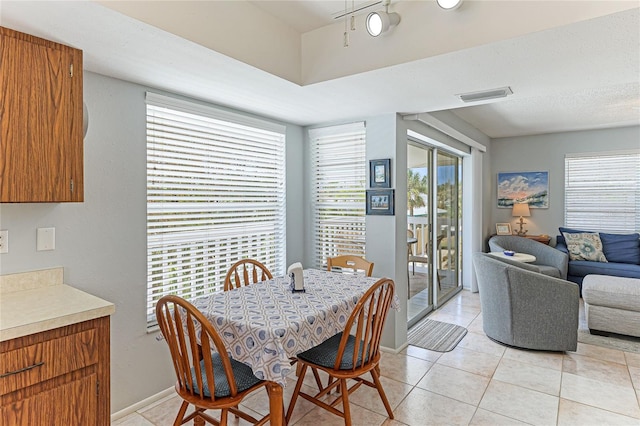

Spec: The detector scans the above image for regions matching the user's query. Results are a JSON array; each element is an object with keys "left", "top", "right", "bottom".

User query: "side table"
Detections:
[
  {"left": 524, "top": 235, "right": 551, "bottom": 245},
  {"left": 489, "top": 251, "right": 537, "bottom": 263}
]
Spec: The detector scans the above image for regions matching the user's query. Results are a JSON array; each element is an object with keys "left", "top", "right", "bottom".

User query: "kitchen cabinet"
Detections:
[
  {"left": 0, "top": 26, "right": 83, "bottom": 202},
  {"left": 0, "top": 317, "right": 110, "bottom": 425},
  {"left": 0, "top": 268, "right": 114, "bottom": 425}
]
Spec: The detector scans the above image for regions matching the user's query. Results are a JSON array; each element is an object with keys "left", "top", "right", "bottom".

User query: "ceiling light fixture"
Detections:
[
  {"left": 437, "top": 0, "right": 464, "bottom": 10},
  {"left": 365, "top": 0, "right": 400, "bottom": 37},
  {"left": 457, "top": 86, "right": 514, "bottom": 103},
  {"left": 343, "top": 0, "right": 357, "bottom": 47}
]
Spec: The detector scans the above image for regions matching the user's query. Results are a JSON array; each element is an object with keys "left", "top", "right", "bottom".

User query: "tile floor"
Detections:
[{"left": 113, "top": 290, "right": 640, "bottom": 425}]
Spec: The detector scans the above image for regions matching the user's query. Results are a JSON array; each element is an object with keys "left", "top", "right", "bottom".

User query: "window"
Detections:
[
  {"left": 565, "top": 150, "right": 640, "bottom": 233},
  {"left": 310, "top": 122, "right": 366, "bottom": 268},
  {"left": 146, "top": 93, "right": 286, "bottom": 327}
]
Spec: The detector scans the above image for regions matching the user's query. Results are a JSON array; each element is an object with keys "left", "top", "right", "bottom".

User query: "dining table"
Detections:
[{"left": 190, "top": 268, "right": 399, "bottom": 426}]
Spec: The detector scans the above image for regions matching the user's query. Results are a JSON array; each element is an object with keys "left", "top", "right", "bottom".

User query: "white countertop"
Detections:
[{"left": 0, "top": 268, "right": 115, "bottom": 342}]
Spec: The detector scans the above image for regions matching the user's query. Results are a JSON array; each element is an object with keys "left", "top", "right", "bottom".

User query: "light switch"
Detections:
[{"left": 37, "top": 227, "right": 55, "bottom": 251}]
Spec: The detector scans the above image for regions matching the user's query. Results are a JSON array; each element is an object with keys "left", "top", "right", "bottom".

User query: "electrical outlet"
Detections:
[{"left": 0, "top": 230, "right": 8, "bottom": 254}]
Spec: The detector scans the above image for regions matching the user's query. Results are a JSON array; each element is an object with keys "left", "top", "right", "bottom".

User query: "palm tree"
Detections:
[{"left": 407, "top": 169, "right": 428, "bottom": 216}]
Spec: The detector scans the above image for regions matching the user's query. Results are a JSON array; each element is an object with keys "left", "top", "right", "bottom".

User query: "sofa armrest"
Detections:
[
  {"left": 555, "top": 242, "right": 568, "bottom": 254},
  {"left": 535, "top": 245, "right": 569, "bottom": 280}
]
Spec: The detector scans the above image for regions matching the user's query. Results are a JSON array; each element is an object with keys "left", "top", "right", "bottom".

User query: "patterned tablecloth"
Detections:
[{"left": 191, "top": 268, "right": 398, "bottom": 386}]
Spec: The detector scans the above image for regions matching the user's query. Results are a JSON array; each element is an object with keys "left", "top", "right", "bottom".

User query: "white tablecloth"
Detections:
[{"left": 191, "top": 268, "right": 398, "bottom": 386}]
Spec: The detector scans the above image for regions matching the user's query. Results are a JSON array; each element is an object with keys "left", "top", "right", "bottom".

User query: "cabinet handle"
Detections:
[{"left": 0, "top": 362, "right": 45, "bottom": 378}]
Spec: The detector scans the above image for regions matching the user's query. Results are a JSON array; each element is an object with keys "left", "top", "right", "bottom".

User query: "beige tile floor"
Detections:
[{"left": 113, "top": 290, "right": 640, "bottom": 426}]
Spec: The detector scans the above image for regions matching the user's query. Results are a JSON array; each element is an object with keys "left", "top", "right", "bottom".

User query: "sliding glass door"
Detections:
[
  {"left": 407, "top": 144, "right": 434, "bottom": 325},
  {"left": 407, "top": 142, "right": 462, "bottom": 326},
  {"left": 436, "top": 150, "right": 462, "bottom": 304}
]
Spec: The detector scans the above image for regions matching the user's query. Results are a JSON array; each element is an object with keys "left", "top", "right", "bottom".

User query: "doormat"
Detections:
[{"left": 408, "top": 318, "right": 467, "bottom": 352}]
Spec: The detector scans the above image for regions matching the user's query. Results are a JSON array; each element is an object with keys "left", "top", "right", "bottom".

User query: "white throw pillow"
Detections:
[{"left": 562, "top": 232, "right": 608, "bottom": 262}]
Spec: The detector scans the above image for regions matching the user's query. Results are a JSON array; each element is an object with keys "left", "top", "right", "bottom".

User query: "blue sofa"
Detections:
[{"left": 555, "top": 227, "right": 640, "bottom": 289}]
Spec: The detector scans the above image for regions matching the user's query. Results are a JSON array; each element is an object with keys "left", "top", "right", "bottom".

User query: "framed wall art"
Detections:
[
  {"left": 497, "top": 171, "right": 549, "bottom": 208},
  {"left": 495, "top": 223, "right": 512, "bottom": 235},
  {"left": 366, "top": 189, "right": 395, "bottom": 215},
  {"left": 369, "top": 159, "right": 391, "bottom": 188}
]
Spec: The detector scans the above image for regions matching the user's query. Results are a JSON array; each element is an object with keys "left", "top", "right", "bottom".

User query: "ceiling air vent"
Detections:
[{"left": 457, "top": 86, "right": 513, "bottom": 103}]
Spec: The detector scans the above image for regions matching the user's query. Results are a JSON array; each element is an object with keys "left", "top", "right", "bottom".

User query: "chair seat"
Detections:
[
  {"left": 189, "top": 353, "right": 263, "bottom": 398},
  {"left": 297, "top": 332, "right": 369, "bottom": 370},
  {"left": 537, "top": 265, "right": 561, "bottom": 278}
]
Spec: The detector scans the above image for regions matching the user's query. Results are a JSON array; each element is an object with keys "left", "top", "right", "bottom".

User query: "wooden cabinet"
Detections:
[
  {"left": 0, "top": 316, "right": 110, "bottom": 425},
  {"left": 0, "top": 26, "right": 83, "bottom": 202}
]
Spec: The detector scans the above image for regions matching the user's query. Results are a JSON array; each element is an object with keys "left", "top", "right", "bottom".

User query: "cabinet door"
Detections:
[
  {"left": 0, "top": 27, "right": 83, "bottom": 202},
  {"left": 0, "top": 374, "right": 97, "bottom": 425}
]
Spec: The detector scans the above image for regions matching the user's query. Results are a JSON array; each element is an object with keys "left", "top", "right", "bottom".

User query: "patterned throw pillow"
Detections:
[{"left": 562, "top": 232, "right": 608, "bottom": 262}]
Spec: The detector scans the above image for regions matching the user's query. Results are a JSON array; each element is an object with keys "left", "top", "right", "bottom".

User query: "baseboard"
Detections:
[
  {"left": 381, "top": 341, "right": 409, "bottom": 354},
  {"left": 110, "top": 386, "right": 174, "bottom": 422}
]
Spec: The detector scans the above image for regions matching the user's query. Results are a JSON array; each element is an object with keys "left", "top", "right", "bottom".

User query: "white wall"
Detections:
[
  {"left": 0, "top": 71, "right": 305, "bottom": 413},
  {"left": 489, "top": 126, "right": 640, "bottom": 244}
]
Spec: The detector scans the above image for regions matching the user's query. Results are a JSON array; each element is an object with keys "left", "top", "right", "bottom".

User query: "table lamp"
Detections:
[{"left": 512, "top": 203, "right": 531, "bottom": 236}]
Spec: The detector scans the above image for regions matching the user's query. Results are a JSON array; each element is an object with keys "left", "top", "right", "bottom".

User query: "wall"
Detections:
[
  {"left": 0, "top": 71, "right": 305, "bottom": 413},
  {"left": 366, "top": 114, "right": 407, "bottom": 349},
  {"left": 489, "top": 126, "right": 640, "bottom": 243}
]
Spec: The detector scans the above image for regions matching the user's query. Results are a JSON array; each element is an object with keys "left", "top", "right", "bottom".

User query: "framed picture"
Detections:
[
  {"left": 366, "top": 189, "right": 395, "bottom": 215},
  {"left": 497, "top": 171, "right": 549, "bottom": 209},
  {"left": 496, "top": 223, "right": 512, "bottom": 235},
  {"left": 369, "top": 159, "right": 391, "bottom": 188}
]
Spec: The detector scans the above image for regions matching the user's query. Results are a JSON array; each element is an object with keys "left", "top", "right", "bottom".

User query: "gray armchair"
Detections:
[
  {"left": 489, "top": 235, "right": 568, "bottom": 279},
  {"left": 472, "top": 252, "right": 579, "bottom": 351}
]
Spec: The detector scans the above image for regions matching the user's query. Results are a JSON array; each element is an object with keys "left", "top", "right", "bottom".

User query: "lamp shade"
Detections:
[{"left": 512, "top": 203, "right": 531, "bottom": 217}]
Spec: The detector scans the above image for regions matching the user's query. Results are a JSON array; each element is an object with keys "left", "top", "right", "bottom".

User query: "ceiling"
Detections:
[{"left": 1, "top": 1, "right": 638, "bottom": 139}]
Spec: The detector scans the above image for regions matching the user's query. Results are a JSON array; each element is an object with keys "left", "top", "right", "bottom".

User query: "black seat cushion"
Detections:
[
  {"left": 297, "top": 332, "right": 370, "bottom": 370},
  {"left": 188, "top": 353, "right": 263, "bottom": 398}
]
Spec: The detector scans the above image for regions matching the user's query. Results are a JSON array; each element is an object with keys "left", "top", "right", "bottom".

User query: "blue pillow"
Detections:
[
  {"left": 559, "top": 227, "right": 640, "bottom": 264},
  {"left": 599, "top": 232, "right": 640, "bottom": 264}
]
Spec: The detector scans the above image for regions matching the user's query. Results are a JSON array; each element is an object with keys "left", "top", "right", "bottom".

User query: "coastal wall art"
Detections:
[{"left": 497, "top": 171, "right": 549, "bottom": 208}]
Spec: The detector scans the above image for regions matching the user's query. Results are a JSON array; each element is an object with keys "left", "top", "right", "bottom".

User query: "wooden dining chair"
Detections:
[
  {"left": 285, "top": 278, "right": 396, "bottom": 426},
  {"left": 326, "top": 255, "right": 374, "bottom": 277},
  {"left": 224, "top": 259, "right": 273, "bottom": 291},
  {"left": 155, "top": 295, "right": 270, "bottom": 426}
]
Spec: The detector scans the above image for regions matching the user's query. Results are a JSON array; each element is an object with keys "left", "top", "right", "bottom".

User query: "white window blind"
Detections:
[
  {"left": 565, "top": 150, "right": 640, "bottom": 233},
  {"left": 310, "top": 122, "right": 366, "bottom": 269},
  {"left": 146, "top": 93, "right": 286, "bottom": 327}
]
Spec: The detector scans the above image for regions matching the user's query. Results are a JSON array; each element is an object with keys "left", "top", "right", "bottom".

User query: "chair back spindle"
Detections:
[{"left": 224, "top": 259, "right": 273, "bottom": 291}]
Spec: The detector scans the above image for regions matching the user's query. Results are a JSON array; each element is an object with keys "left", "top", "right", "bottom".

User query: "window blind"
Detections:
[
  {"left": 146, "top": 93, "right": 286, "bottom": 327},
  {"left": 564, "top": 150, "right": 640, "bottom": 233},
  {"left": 310, "top": 122, "right": 366, "bottom": 269}
]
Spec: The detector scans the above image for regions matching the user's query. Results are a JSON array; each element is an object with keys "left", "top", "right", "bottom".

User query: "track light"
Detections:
[
  {"left": 437, "top": 0, "right": 464, "bottom": 10},
  {"left": 365, "top": 0, "right": 400, "bottom": 37}
]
